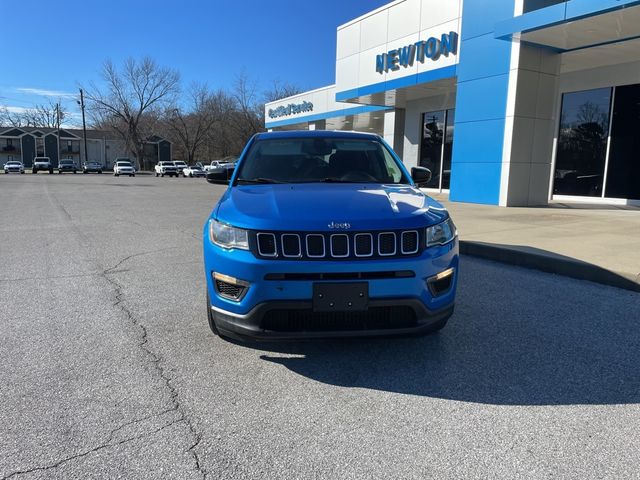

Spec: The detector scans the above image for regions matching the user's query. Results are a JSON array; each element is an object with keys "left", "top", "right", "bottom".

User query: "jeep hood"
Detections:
[{"left": 214, "top": 184, "right": 449, "bottom": 231}]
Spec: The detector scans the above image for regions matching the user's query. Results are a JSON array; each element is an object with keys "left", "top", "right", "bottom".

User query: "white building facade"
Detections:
[{"left": 265, "top": 0, "right": 640, "bottom": 207}]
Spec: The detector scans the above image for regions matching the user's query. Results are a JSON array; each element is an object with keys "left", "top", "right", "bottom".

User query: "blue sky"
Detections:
[{"left": 1, "top": 0, "right": 389, "bottom": 127}]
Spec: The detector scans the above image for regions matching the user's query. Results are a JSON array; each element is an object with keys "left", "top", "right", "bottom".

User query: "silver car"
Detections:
[
  {"left": 113, "top": 160, "right": 136, "bottom": 177},
  {"left": 4, "top": 161, "right": 25, "bottom": 174}
]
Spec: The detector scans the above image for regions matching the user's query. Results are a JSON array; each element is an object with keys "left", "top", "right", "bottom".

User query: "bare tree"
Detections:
[
  {"left": 22, "top": 100, "right": 66, "bottom": 128},
  {"left": 0, "top": 106, "right": 24, "bottom": 127},
  {"left": 83, "top": 57, "right": 180, "bottom": 170},
  {"left": 162, "top": 83, "right": 223, "bottom": 164},
  {"left": 1, "top": 101, "right": 66, "bottom": 128},
  {"left": 264, "top": 80, "right": 303, "bottom": 103},
  {"left": 230, "top": 72, "right": 264, "bottom": 143}
]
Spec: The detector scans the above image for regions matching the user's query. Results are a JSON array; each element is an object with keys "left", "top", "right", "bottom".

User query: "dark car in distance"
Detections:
[
  {"left": 83, "top": 161, "right": 103, "bottom": 174},
  {"left": 58, "top": 159, "right": 78, "bottom": 174}
]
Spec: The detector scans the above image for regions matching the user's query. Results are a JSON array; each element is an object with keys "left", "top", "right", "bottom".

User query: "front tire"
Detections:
[{"left": 32, "top": 170, "right": 37, "bottom": 174}]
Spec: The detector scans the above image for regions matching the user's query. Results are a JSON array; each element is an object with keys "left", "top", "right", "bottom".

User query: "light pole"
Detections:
[{"left": 77, "top": 89, "right": 88, "bottom": 165}]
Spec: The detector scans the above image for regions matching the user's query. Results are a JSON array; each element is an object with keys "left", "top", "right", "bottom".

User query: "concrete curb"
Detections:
[{"left": 460, "top": 240, "right": 640, "bottom": 293}]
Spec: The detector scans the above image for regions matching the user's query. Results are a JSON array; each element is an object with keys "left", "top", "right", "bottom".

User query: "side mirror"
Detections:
[
  {"left": 206, "top": 170, "right": 231, "bottom": 184},
  {"left": 411, "top": 166, "right": 432, "bottom": 187}
]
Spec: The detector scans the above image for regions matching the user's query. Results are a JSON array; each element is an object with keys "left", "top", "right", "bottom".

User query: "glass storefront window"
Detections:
[
  {"left": 419, "top": 109, "right": 455, "bottom": 190},
  {"left": 523, "top": 0, "right": 565, "bottom": 14},
  {"left": 605, "top": 84, "right": 640, "bottom": 200},
  {"left": 442, "top": 109, "right": 454, "bottom": 190},
  {"left": 553, "top": 88, "right": 612, "bottom": 197},
  {"left": 420, "top": 110, "right": 444, "bottom": 189}
]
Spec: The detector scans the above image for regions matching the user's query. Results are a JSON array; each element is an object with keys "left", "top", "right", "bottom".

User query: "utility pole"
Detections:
[
  {"left": 78, "top": 88, "right": 88, "bottom": 165},
  {"left": 56, "top": 102, "right": 61, "bottom": 166}
]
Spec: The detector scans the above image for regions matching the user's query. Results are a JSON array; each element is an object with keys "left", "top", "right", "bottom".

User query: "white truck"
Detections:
[
  {"left": 201, "top": 159, "right": 235, "bottom": 173},
  {"left": 32, "top": 157, "right": 53, "bottom": 174},
  {"left": 154, "top": 161, "right": 179, "bottom": 177}
]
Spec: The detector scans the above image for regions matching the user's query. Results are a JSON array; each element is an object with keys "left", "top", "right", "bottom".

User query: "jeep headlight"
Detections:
[
  {"left": 210, "top": 220, "right": 249, "bottom": 250},
  {"left": 426, "top": 218, "right": 457, "bottom": 247}
]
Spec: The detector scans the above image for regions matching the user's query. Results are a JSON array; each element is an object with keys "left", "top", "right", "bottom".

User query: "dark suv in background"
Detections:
[{"left": 57, "top": 159, "right": 78, "bottom": 174}]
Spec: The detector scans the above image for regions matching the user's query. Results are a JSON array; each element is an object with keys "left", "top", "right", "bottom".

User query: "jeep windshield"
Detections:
[{"left": 235, "top": 138, "right": 409, "bottom": 185}]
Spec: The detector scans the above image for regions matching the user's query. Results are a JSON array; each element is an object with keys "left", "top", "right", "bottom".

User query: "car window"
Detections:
[{"left": 236, "top": 138, "right": 409, "bottom": 184}]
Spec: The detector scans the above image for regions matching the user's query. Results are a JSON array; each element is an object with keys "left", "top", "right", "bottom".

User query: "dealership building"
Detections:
[{"left": 264, "top": 0, "right": 640, "bottom": 206}]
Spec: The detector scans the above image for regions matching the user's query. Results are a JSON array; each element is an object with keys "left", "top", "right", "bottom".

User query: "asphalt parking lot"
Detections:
[{"left": 1, "top": 174, "right": 639, "bottom": 479}]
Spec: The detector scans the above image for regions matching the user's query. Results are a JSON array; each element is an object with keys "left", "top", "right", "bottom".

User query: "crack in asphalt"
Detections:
[
  {"left": 1, "top": 418, "right": 184, "bottom": 480},
  {"left": 2, "top": 252, "right": 207, "bottom": 480},
  {"left": 102, "top": 255, "right": 207, "bottom": 479}
]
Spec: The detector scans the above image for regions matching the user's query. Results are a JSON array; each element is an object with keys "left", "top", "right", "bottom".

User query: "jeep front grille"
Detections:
[{"left": 250, "top": 230, "right": 425, "bottom": 260}]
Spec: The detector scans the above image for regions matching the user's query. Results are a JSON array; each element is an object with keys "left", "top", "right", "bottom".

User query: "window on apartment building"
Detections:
[
  {"left": 36, "top": 138, "right": 44, "bottom": 155},
  {"left": 67, "top": 140, "right": 73, "bottom": 153}
]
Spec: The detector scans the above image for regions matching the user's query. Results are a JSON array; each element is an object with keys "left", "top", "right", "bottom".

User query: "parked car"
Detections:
[
  {"left": 173, "top": 160, "right": 188, "bottom": 176},
  {"left": 202, "top": 130, "right": 458, "bottom": 341},
  {"left": 57, "top": 159, "right": 78, "bottom": 174},
  {"left": 113, "top": 159, "right": 136, "bottom": 177},
  {"left": 32, "top": 157, "right": 53, "bottom": 174},
  {"left": 183, "top": 165, "right": 206, "bottom": 177},
  {"left": 4, "top": 161, "right": 25, "bottom": 174},
  {"left": 83, "top": 161, "right": 103, "bottom": 174},
  {"left": 154, "top": 161, "right": 179, "bottom": 177}
]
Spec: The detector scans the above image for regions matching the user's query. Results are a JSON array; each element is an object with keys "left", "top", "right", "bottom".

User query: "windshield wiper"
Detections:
[{"left": 236, "top": 177, "right": 286, "bottom": 184}]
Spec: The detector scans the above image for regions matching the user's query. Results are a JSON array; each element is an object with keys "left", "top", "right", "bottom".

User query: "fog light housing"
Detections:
[
  {"left": 213, "top": 272, "right": 250, "bottom": 301},
  {"left": 426, "top": 267, "right": 455, "bottom": 297}
]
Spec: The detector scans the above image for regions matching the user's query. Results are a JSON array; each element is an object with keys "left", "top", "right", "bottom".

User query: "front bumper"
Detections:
[
  {"left": 211, "top": 299, "right": 454, "bottom": 340},
  {"left": 204, "top": 234, "right": 458, "bottom": 340}
]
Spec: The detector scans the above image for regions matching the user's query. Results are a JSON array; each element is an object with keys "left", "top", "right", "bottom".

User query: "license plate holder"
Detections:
[{"left": 312, "top": 282, "right": 369, "bottom": 312}]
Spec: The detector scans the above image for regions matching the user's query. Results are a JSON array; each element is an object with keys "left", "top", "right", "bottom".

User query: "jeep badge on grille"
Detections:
[{"left": 328, "top": 222, "right": 351, "bottom": 229}]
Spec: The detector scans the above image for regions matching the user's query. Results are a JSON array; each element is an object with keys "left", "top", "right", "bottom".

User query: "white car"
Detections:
[
  {"left": 113, "top": 160, "right": 136, "bottom": 177},
  {"left": 4, "top": 161, "right": 25, "bottom": 174},
  {"left": 183, "top": 165, "right": 206, "bottom": 177}
]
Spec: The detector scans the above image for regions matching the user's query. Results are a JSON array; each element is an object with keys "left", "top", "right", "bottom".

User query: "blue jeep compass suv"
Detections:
[{"left": 203, "top": 130, "right": 458, "bottom": 340}]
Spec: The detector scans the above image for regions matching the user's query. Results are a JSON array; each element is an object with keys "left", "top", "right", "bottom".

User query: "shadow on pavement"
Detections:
[
  {"left": 547, "top": 202, "right": 640, "bottom": 211},
  {"left": 246, "top": 257, "right": 640, "bottom": 406}
]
